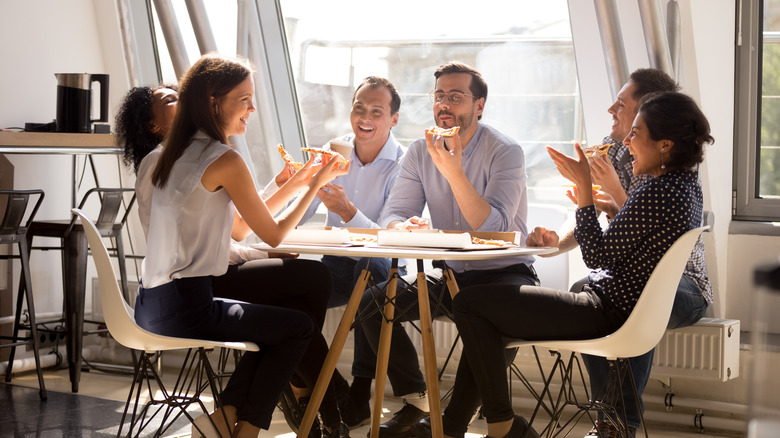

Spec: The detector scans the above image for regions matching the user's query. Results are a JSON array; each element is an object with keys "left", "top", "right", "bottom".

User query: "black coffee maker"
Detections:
[{"left": 55, "top": 73, "right": 109, "bottom": 133}]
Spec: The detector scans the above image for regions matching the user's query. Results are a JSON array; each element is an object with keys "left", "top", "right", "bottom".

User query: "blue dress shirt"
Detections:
[
  {"left": 300, "top": 132, "right": 405, "bottom": 229},
  {"left": 379, "top": 123, "right": 534, "bottom": 272}
]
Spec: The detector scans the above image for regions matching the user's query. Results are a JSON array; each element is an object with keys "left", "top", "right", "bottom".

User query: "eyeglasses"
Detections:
[{"left": 430, "top": 91, "right": 477, "bottom": 106}]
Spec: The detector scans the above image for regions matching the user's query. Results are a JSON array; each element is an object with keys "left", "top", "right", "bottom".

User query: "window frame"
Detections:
[{"left": 734, "top": 0, "right": 780, "bottom": 222}]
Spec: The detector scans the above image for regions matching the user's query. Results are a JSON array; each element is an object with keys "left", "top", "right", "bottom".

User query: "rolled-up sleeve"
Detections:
[{"left": 379, "top": 145, "right": 426, "bottom": 227}]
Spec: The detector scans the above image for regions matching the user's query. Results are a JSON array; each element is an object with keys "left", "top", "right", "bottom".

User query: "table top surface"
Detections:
[
  {"left": 251, "top": 241, "right": 556, "bottom": 260},
  {"left": 0, "top": 131, "right": 119, "bottom": 154}
]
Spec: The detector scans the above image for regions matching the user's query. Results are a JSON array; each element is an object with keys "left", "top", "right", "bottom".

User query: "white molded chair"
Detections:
[
  {"left": 505, "top": 226, "right": 709, "bottom": 438},
  {"left": 73, "top": 209, "right": 259, "bottom": 437}
]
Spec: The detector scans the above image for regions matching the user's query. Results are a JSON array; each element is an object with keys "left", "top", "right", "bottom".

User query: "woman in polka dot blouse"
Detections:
[{"left": 446, "top": 91, "right": 713, "bottom": 438}]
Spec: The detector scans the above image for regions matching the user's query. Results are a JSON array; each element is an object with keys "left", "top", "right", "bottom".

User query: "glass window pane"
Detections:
[
  {"left": 280, "top": 0, "right": 581, "bottom": 206},
  {"left": 762, "top": 3, "right": 780, "bottom": 198}
]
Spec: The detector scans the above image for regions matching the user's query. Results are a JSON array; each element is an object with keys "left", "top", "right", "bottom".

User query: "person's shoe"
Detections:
[
  {"left": 368, "top": 402, "right": 427, "bottom": 438},
  {"left": 339, "top": 395, "right": 371, "bottom": 429},
  {"left": 411, "top": 415, "right": 465, "bottom": 438},
  {"left": 277, "top": 386, "right": 321, "bottom": 438},
  {"left": 484, "top": 415, "right": 540, "bottom": 438},
  {"left": 323, "top": 421, "right": 351, "bottom": 438}
]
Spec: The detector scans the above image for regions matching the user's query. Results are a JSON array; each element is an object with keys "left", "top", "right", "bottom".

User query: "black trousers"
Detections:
[
  {"left": 450, "top": 283, "right": 625, "bottom": 426},
  {"left": 135, "top": 275, "right": 314, "bottom": 429},
  {"left": 213, "top": 258, "right": 345, "bottom": 425}
]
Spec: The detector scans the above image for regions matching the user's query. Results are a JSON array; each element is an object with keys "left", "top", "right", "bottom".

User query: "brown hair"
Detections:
[
  {"left": 353, "top": 76, "right": 401, "bottom": 115},
  {"left": 434, "top": 61, "right": 487, "bottom": 120},
  {"left": 629, "top": 68, "right": 680, "bottom": 101},
  {"left": 152, "top": 53, "right": 254, "bottom": 188}
]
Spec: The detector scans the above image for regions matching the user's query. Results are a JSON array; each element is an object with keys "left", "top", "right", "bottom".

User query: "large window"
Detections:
[
  {"left": 279, "top": 0, "right": 583, "bottom": 206},
  {"left": 147, "top": 0, "right": 583, "bottom": 206},
  {"left": 735, "top": 0, "right": 780, "bottom": 221}
]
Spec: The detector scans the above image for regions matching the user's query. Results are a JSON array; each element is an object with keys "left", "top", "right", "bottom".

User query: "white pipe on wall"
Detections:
[
  {"left": 0, "top": 311, "right": 63, "bottom": 327},
  {"left": 0, "top": 351, "right": 60, "bottom": 376}
]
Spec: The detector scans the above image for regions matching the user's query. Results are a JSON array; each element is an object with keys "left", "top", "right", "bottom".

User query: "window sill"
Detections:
[{"left": 729, "top": 220, "right": 780, "bottom": 236}]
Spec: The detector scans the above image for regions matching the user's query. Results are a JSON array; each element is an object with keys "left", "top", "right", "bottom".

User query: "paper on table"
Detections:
[
  {"left": 281, "top": 227, "right": 351, "bottom": 245},
  {"left": 377, "top": 229, "right": 472, "bottom": 249}
]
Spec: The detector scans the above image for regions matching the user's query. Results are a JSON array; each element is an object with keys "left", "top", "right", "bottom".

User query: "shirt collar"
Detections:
[{"left": 375, "top": 131, "right": 402, "bottom": 161}]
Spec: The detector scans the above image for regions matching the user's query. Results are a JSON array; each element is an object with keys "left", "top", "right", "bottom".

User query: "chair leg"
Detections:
[
  {"left": 20, "top": 241, "right": 47, "bottom": 400},
  {"left": 117, "top": 348, "right": 230, "bottom": 437},
  {"left": 4, "top": 240, "right": 48, "bottom": 400},
  {"left": 4, "top": 266, "right": 26, "bottom": 382}
]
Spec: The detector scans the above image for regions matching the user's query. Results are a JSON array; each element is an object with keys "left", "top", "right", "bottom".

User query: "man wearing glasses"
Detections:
[{"left": 357, "top": 61, "right": 538, "bottom": 438}]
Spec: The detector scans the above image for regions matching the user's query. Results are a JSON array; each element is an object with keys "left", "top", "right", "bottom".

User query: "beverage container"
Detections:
[
  {"left": 55, "top": 73, "right": 109, "bottom": 133},
  {"left": 329, "top": 138, "right": 354, "bottom": 158}
]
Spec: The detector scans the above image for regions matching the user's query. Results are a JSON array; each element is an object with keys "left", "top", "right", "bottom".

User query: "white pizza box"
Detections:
[
  {"left": 281, "top": 226, "right": 351, "bottom": 245},
  {"left": 377, "top": 229, "right": 471, "bottom": 249},
  {"left": 377, "top": 229, "right": 521, "bottom": 249}
]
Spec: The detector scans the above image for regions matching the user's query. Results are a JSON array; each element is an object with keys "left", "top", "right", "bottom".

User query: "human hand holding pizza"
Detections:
[
  {"left": 425, "top": 125, "right": 463, "bottom": 180},
  {"left": 589, "top": 155, "right": 626, "bottom": 207}
]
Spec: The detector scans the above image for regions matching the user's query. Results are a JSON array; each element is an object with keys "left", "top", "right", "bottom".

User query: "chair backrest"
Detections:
[
  {"left": 69, "top": 188, "right": 135, "bottom": 236},
  {"left": 527, "top": 203, "right": 569, "bottom": 290},
  {"left": 72, "top": 208, "right": 258, "bottom": 353},
  {"left": 507, "top": 226, "right": 709, "bottom": 359},
  {"left": 0, "top": 189, "right": 44, "bottom": 239}
]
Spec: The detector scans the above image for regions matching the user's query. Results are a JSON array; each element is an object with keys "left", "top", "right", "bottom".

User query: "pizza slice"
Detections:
[
  {"left": 300, "top": 146, "right": 349, "bottom": 165},
  {"left": 581, "top": 143, "right": 611, "bottom": 158},
  {"left": 277, "top": 144, "right": 304, "bottom": 170},
  {"left": 426, "top": 125, "right": 461, "bottom": 137},
  {"left": 471, "top": 236, "right": 512, "bottom": 247}
]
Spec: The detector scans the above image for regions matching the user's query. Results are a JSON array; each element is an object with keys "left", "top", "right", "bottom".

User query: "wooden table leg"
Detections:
[
  {"left": 297, "top": 268, "right": 372, "bottom": 437},
  {"left": 443, "top": 268, "right": 459, "bottom": 299},
  {"left": 416, "top": 260, "right": 443, "bottom": 438},
  {"left": 369, "top": 260, "right": 399, "bottom": 438}
]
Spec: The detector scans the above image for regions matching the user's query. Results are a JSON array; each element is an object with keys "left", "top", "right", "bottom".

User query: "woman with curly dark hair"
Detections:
[{"left": 115, "top": 84, "right": 179, "bottom": 174}]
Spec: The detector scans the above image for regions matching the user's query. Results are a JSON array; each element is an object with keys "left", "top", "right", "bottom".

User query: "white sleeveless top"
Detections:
[{"left": 142, "top": 131, "right": 234, "bottom": 288}]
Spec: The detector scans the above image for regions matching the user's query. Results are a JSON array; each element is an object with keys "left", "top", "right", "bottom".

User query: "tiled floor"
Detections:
[{"left": 1, "top": 361, "right": 741, "bottom": 437}]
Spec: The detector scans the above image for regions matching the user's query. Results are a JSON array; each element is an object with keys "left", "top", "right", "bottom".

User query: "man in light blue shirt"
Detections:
[
  {"left": 358, "top": 62, "right": 539, "bottom": 438},
  {"left": 274, "top": 76, "right": 405, "bottom": 430}
]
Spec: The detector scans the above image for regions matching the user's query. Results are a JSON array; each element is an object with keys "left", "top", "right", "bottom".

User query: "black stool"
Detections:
[
  {"left": 0, "top": 189, "right": 47, "bottom": 400},
  {"left": 28, "top": 187, "right": 135, "bottom": 392}
]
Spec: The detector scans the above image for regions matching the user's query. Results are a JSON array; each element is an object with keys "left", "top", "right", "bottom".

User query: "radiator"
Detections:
[
  {"left": 651, "top": 318, "right": 740, "bottom": 382},
  {"left": 327, "top": 310, "right": 741, "bottom": 383}
]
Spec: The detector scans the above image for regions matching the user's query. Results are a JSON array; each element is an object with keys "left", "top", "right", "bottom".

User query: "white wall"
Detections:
[{"left": 0, "top": 0, "right": 133, "bottom": 317}]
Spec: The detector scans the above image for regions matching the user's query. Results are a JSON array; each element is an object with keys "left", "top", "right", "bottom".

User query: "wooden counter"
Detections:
[{"left": 0, "top": 131, "right": 119, "bottom": 154}]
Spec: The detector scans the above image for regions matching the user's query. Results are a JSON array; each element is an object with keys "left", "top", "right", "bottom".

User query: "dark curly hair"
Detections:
[
  {"left": 638, "top": 91, "right": 713, "bottom": 171},
  {"left": 115, "top": 84, "right": 178, "bottom": 174}
]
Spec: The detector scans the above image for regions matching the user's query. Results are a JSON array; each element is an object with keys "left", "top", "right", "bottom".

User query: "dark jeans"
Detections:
[
  {"left": 320, "top": 255, "right": 397, "bottom": 378},
  {"left": 135, "top": 276, "right": 314, "bottom": 429},
  {"left": 359, "top": 262, "right": 538, "bottom": 398},
  {"left": 580, "top": 275, "right": 709, "bottom": 429},
  {"left": 451, "top": 282, "right": 625, "bottom": 425},
  {"left": 212, "top": 258, "right": 345, "bottom": 425}
]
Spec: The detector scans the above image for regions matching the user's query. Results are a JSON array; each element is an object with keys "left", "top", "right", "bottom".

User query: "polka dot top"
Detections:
[{"left": 574, "top": 170, "right": 703, "bottom": 317}]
